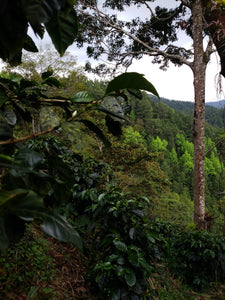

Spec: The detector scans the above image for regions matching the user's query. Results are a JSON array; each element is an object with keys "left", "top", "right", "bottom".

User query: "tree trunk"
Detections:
[{"left": 192, "top": 0, "right": 207, "bottom": 230}]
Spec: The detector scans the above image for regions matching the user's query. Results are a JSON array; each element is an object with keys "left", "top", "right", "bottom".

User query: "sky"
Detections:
[
  {"left": 2, "top": 0, "right": 225, "bottom": 103},
  {"left": 66, "top": 0, "right": 225, "bottom": 103}
]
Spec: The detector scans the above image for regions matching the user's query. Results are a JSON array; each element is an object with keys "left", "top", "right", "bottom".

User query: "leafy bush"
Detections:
[
  {"left": 168, "top": 230, "right": 225, "bottom": 290},
  {"left": 70, "top": 185, "right": 159, "bottom": 299}
]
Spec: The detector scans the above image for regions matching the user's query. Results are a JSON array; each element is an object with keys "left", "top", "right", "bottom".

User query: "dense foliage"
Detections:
[{"left": 1, "top": 50, "right": 225, "bottom": 297}]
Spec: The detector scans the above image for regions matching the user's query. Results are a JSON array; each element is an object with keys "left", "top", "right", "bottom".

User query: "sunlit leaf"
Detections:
[{"left": 71, "top": 91, "right": 94, "bottom": 103}]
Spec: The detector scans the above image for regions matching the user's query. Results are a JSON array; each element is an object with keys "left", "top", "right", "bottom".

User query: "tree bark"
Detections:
[{"left": 192, "top": 0, "right": 207, "bottom": 230}]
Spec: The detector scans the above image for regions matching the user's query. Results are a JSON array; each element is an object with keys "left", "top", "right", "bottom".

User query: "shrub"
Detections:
[
  {"left": 71, "top": 186, "right": 157, "bottom": 299},
  {"left": 168, "top": 230, "right": 225, "bottom": 290}
]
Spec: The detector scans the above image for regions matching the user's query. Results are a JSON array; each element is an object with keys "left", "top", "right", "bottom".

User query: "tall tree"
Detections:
[{"left": 75, "top": 0, "right": 225, "bottom": 229}]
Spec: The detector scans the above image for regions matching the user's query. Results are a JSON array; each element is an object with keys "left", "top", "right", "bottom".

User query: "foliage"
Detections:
[
  {"left": 168, "top": 230, "right": 225, "bottom": 290},
  {"left": 0, "top": 0, "right": 78, "bottom": 65},
  {"left": 71, "top": 185, "right": 156, "bottom": 299},
  {"left": 0, "top": 141, "right": 83, "bottom": 251}
]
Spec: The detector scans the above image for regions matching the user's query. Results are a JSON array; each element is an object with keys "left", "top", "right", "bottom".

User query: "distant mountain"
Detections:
[
  {"left": 206, "top": 100, "right": 225, "bottom": 109},
  {"left": 150, "top": 95, "right": 224, "bottom": 128}
]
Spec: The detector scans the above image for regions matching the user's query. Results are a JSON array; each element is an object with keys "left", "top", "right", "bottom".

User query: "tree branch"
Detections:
[
  {"left": 0, "top": 113, "right": 77, "bottom": 146},
  {"left": 78, "top": 2, "right": 193, "bottom": 68}
]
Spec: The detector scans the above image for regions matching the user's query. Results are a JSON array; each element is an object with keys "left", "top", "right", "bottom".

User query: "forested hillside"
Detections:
[
  {"left": 2, "top": 0, "right": 225, "bottom": 297},
  {"left": 1, "top": 63, "right": 225, "bottom": 298},
  {"left": 151, "top": 95, "right": 225, "bottom": 128}
]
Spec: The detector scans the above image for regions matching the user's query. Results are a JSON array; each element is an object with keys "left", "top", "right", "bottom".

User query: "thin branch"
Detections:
[
  {"left": 78, "top": 4, "right": 193, "bottom": 68},
  {"left": 0, "top": 114, "right": 77, "bottom": 146},
  {"left": 205, "top": 136, "right": 225, "bottom": 155}
]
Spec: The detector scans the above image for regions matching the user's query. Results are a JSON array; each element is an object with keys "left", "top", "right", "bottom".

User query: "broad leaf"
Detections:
[
  {"left": 5, "top": 190, "right": 44, "bottom": 213},
  {"left": 43, "top": 77, "right": 62, "bottom": 88},
  {"left": 113, "top": 239, "right": 127, "bottom": 252},
  {"left": 97, "top": 106, "right": 127, "bottom": 121},
  {"left": 124, "top": 268, "right": 136, "bottom": 287},
  {"left": 14, "top": 149, "right": 44, "bottom": 170},
  {"left": 0, "top": 1, "right": 27, "bottom": 65},
  {"left": 0, "top": 190, "right": 28, "bottom": 208},
  {"left": 78, "top": 119, "right": 111, "bottom": 147},
  {"left": 105, "top": 72, "right": 159, "bottom": 98},
  {"left": 45, "top": 9, "right": 78, "bottom": 56},
  {"left": 21, "top": 0, "right": 62, "bottom": 31},
  {"left": 0, "top": 154, "right": 14, "bottom": 166},
  {"left": 71, "top": 91, "right": 94, "bottom": 103},
  {"left": 41, "top": 214, "right": 83, "bottom": 250},
  {"left": 41, "top": 66, "right": 54, "bottom": 80},
  {"left": 23, "top": 35, "right": 39, "bottom": 52},
  {"left": 3, "top": 107, "right": 17, "bottom": 126}
]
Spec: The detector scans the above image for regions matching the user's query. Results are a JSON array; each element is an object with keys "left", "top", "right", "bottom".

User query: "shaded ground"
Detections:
[{"left": 0, "top": 226, "right": 92, "bottom": 300}]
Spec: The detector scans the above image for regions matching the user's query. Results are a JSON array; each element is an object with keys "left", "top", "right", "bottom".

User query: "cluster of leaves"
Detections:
[
  {"left": 168, "top": 230, "right": 225, "bottom": 290},
  {"left": 0, "top": 69, "right": 62, "bottom": 142},
  {"left": 0, "top": 137, "right": 83, "bottom": 252},
  {"left": 0, "top": 0, "right": 77, "bottom": 65},
  {"left": 71, "top": 185, "right": 157, "bottom": 299}
]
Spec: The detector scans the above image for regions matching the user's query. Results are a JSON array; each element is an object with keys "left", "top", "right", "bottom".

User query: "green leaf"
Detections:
[
  {"left": 41, "top": 214, "right": 83, "bottom": 251},
  {"left": 14, "top": 149, "right": 44, "bottom": 170},
  {"left": 41, "top": 66, "right": 54, "bottom": 80},
  {"left": 23, "top": 35, "right": 39, "bottom": 52},
  {"left": 21, "top": 0, "right": 62, "bottom": 31},
  {"left": 43, "top": 77, "right": 62, "bottom": 87},
  {"left": 113, "top": 239, "right": 127, "bottom": 252},
  {"left": 105, "top": 72, "right": 159, "bottom": 98},
  {"left": 124, "top": 268, "right": 136, "bottom": 287},
  {"left": 71, "top": 91, "right": 94, "bottom": 103},
  {"left": 3, "top": 107, "right": 17, "bottom": 126},
  {"left": 0, "top": 190, "right": 28, "bottom": 208},
  {"left": 139, "top": 258, "right": 154, "bottom": 273},
  {"left": 45, "top": 9, "right": 78, "bottom": 56},
  {"left": 129, "top": 228, "right": 135, "bottom": 240},
  {"left": 78, "top": 119, "right": 111, "bottom": 147}
]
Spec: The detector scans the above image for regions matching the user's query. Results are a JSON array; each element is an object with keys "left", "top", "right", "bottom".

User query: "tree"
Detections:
[{"left": 74, "top": 0, "right": 225, "bottom": 229}]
